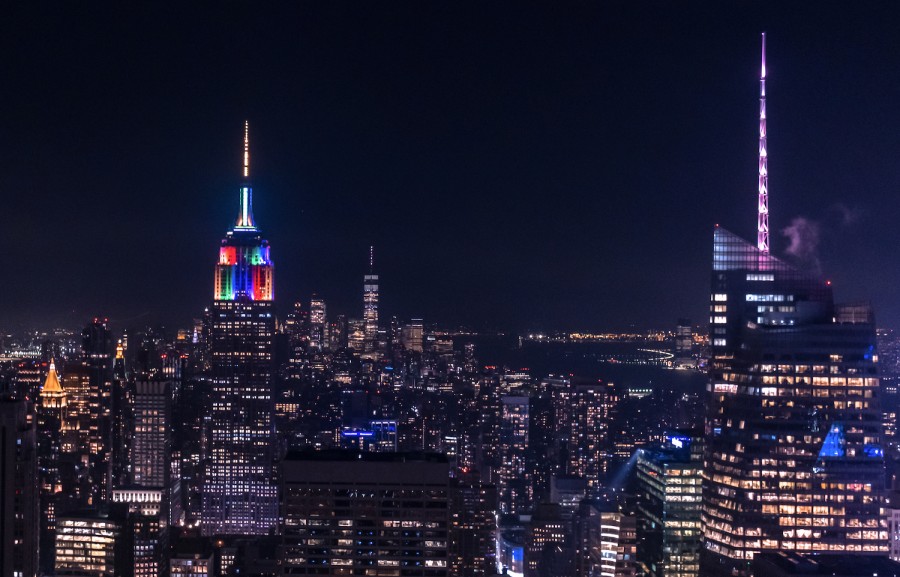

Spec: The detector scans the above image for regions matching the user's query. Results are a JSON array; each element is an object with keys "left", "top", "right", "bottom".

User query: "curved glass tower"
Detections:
[{"left": 202, "top": 122, "right": 277, "bottom": 535}]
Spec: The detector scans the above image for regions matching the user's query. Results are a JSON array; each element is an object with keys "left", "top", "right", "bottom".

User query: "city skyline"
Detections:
[{"left": 4, "top": 4, "right": 900, "bottom": 333}]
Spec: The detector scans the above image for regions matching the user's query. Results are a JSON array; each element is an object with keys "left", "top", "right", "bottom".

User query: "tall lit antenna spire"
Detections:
[
  {"left": 758, "top": 32, "right": 769, "bottom": 253},
  {"left": 243, "top": 120, "right": 250, "bottom": 179},
  {"left": 369, "top": 245, "right": 374, "bottom": 274},
  {"left": 235, "top": 120, "right": 256, "bottom": 229}
]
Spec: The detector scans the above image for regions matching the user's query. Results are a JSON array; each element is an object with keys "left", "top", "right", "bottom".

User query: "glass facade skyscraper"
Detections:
[
  {"left": 201, "top": 123, "right": 278, "bottom": 535},
  {"left": 363, "top": 246, "right": 379, "bottom": 357},
  {"left": 701, "top": 227, "right": 887, "bottom": 575}
]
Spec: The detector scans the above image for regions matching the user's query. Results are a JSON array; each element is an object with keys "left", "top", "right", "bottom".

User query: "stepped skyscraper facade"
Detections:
[{"left": 201, "top": 122, "right": 278, "bottom": 535}]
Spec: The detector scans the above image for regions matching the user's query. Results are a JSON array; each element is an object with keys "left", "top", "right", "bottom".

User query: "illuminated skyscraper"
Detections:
[
  {"left": 498, "top": 396, "right": 531, "bottom": 514},
  {"left": 636, "top": 433, "right": 703, "bottom": 577},
  {"left": 133, "top": 379, "right": 181, "bottom": 526},
  {"left": 202, "top": 122, "right": 278, "bottom": 536},
  {"left": 701, "top": 228, "right": 887, "bottom": 573},
  {"left": 566, "top": 383, "right": 612, "bottom": 491},
  {"left": 363, "top": 246, "right": 379, "bottom": 357},
  {"left": 309, "top": 296, "right": 327, "bottom": 351},
  {"left": 700, "top": 35, "right": 887, "bottom": 574},
  {"left": 38, "top": 361, "right": 67, "bottom": 572}
]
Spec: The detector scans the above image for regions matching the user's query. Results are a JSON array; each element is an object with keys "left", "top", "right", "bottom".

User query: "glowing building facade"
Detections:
[
  {"left": 498, "top": 396, "right": 531, "bottom": 514},
  {"left": 309, "top": 297, "right": 327, "bottom": 350},
  {"left": 701, "top": 227, "right": 887, "bottom": 574},
  {"left": 201, "top": 122, "right": 278, "bottom": 536},
  {"left": 635, "top": 434, "right": 703, "bottom": 577},
  {"left": 363, "top": 246, "right": 379, "bottom": 357}
]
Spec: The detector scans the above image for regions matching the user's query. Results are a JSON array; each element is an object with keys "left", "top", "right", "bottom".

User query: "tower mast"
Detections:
[
  {"left": 757, "top": 32, "right": 769, "bottom": 253},
  {"left": 243, "top": 119, "right": 250, "bottom": 179},
  {"left": 236, "top": 120, "right": 255, "bottom": 229}
]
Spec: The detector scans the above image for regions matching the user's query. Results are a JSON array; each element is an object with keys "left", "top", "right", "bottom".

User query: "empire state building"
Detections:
[{"left": 201, "top": 122, "right": 278, "bottom": 535}]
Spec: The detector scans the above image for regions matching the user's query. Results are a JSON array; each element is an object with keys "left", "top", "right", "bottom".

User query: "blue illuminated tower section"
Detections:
[{"left": 202, "top": 122, "right": 277, "bottom": 536}]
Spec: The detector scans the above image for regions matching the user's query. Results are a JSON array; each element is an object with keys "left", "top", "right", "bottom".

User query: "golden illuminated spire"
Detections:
[
  {"left": 41, "top": 359, "right": 63, "bottom": 395},
  {"left": 116, "top": 340, "right": 124, "bottom": 360}
]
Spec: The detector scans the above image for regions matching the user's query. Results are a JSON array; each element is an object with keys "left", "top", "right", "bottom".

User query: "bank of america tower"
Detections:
[
  {"left": 701, "top": 35, "right": 887, "bottom": 575},
  {"left": 201, "top": 122, "right": 278, "bottom": 535}
]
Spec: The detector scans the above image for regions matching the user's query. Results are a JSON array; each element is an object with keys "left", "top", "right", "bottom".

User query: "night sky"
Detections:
[{"left": 4, "top": 3, "right": 900, "bottom": 333}]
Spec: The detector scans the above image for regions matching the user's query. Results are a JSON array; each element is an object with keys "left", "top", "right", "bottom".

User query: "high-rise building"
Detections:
[
  {"left": 280, "top": 450, "right": 451, "bottom": 576},
  {"left": 111, "top": 341, "right": 132, "bottom": 491},
  {"left": 525, "top": 502, "right": 576, "bottom": 577},
  {"left": 674, "top": 319, "right": 694, "bottom": 367},
  {"left": 37, "top": 361, "right": 67, "bottom": 572},
  {"left": 112, "top": 488, "right": 166, "bottom": 577},
  {"left": 133, "top": 379, "right": 182, "bottom": 526},
  {"left": 498, "top": 396, "right": 531, "bottom": 514},
  {"left": 566, "top": 383, "right": 612, "bottom": 491},
  {"left": 61, "top": 360, "right": 105, "bottom": 506},
  {"left": 202, "top": 122, "right": 278, "bottom": 536},
  {"left": 701, "top": 227, "right": 887, "bottom": 574},
  {"left": 55, "top": 506, "right": 132, "bottom": 577},
  {"left": 449, "top": 471, "right": 497, "bottom": 577},
  {"left": 81, "top": 318, "right": 115, "bottom": 500},
  {"left": 363, "top": 246, "right": 379, "bottom": 357},
  {"left": 701, "top": 35, "right": 887, "bottom": 574},
  {"left": 577, "top": 498, "right": 639, "bottom": 577},
  {"left": 309, "top": 296, "right": 327, "bottom": 351},
  {"left": 636, "top": 433, "right": 703, "bottom": 577},
  {"left": 347, "top": 318, "right": 365, "bottom": 352},
  {"left": 0, "top": 396, "right": 39, "bottom": 577},
  {"left": 402, "top": 319, "right": 424, "bottom": 353}
]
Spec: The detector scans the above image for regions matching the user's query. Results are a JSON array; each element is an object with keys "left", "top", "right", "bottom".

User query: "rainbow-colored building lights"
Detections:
[
  {"left": 213, "top": 121, "right": 274, "bottom": 302},
  {"left": 214, "top": 243, "right": 273, "bottom": 301}
]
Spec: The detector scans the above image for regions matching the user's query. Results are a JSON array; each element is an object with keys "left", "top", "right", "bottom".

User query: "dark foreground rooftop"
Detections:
[{"left": 753, "top": 552, "right": 900, "bottom": 576}]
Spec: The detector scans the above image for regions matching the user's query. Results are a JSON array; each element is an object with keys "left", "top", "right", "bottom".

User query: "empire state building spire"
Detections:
[
  {"left": 236, "top": 120, "right": 256, "bottom": 230},
  {"left": 758, "top": 33, "right": 769, "bottom": 253}
]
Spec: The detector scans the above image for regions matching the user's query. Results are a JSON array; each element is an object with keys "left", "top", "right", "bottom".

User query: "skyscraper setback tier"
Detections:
[
  {"left": 701, "top": 227, "right": 887, "bottom": 575},
  {"left": 202, "top": 122, "right": 278, "bottom": 536}
]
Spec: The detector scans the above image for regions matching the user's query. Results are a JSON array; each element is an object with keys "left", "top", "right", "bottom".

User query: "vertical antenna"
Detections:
[
  {"left": 236, "top": 120, "right": 255, "bottom": 229},
  {"left": 369, "top": 245, "right": 374, "bottom": 274},
  {"left": 243, "top": 120, "right": 250, "bottom": 179},
  {"left": 758, "top": 32, "right": 769, "bottom": 253}
]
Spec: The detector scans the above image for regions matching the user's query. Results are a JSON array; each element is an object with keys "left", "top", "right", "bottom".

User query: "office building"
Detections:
[
  {"left": 0, "top": 396, "right": 39, "bottom": 577},
  {"left": 38, "top": 360, "right": 67, "bottom": 571},
  {"left": 498, "top": 396, "right": 531, "bottom": 514},
  {"left": 702, "top": 228, "right": 888, "bottom": 573},
  {"left": 363, "top": 246, "right": 379, "bottom": 357},
  {"left": 132, "top": 379, "right": 181, "bottom": 525},
  {"left": 202, "top": 122, "right": 278, "bottom": 535},
  {"left": 525, "top": 502, "right": 576, "bottom": 577},
  {"left": 449, "top": 471, "right": 497, "bottom": 577},
  {"left": 577, "top": 499, "right": 639, "bottom": 577},
  {"left": 309, "top": 296, "right": 327, "bottom": 351},
  {"left": 701, "top": 35, "right": 887, "bottom": 574},
  {"left": 402, "top": 320, "right": 424, "bottom": 353},
  {"left": 280, "top": 450, "right": 450, "bottom": 576},
  {"left": 635, "top": 434, "right": 702, "bottom": 577},
  {"left": 55, "top": 506, "right": 131, "bottom": 577}
]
